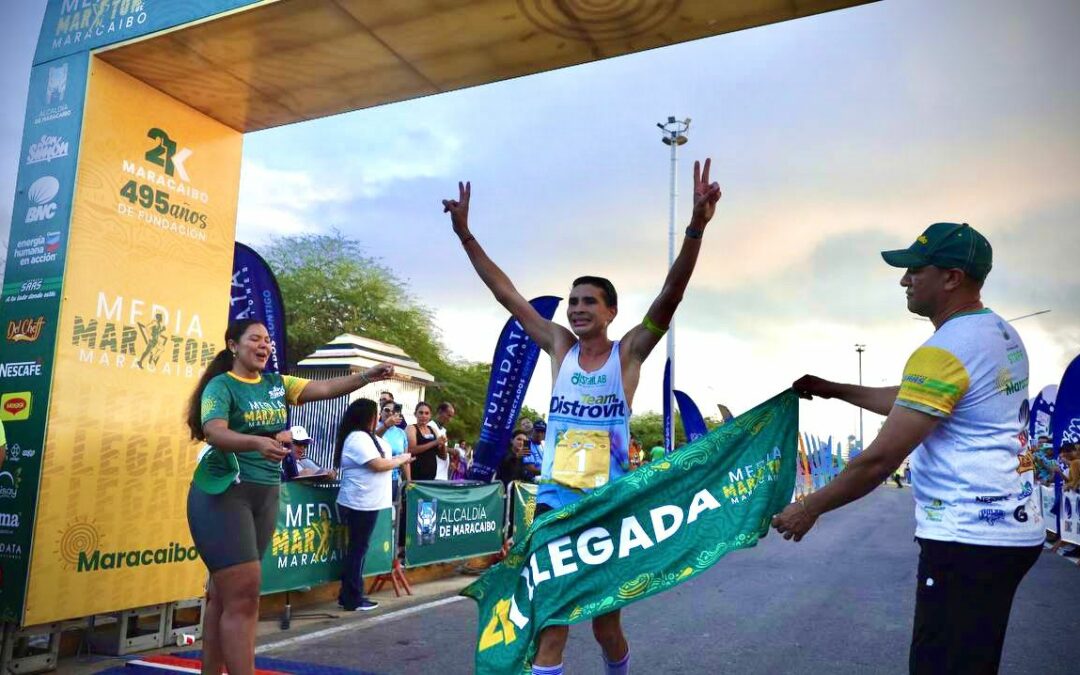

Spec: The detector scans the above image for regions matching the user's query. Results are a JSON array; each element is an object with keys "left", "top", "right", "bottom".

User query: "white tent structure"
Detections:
[{"left": 290, "top": 333, "right": 435, "bottom": 468}]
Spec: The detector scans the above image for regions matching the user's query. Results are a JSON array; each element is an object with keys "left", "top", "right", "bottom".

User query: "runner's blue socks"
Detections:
[
  {"left": 605, "top": 650, "right": 630, "bottom": 675},
  {"left": 532, "top": 664, "right": 563, "bottom": 675}
]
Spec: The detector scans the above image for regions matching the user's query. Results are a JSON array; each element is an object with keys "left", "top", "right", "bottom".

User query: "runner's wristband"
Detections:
[
  {"left": 642, "top": 315, "right": 668, "bottom": 338},
  {"left": 685, "top": 226, "right": 704, "bottom": 240}
]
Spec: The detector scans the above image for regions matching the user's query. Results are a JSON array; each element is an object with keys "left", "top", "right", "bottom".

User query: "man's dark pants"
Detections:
[{"left": 910, "top": 538, "right": 1041, "bottom": 675}]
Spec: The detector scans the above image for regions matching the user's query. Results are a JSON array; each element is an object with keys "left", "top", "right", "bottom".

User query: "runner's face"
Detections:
[
  {"left": 900, "top": 266, "right": 944, "bottom": 317},
  {"left": 567, "top": 284, "right": 616, "bottom": 337},
  {"left": 231, "top": 324, "right": 271, "bottom": 372}
]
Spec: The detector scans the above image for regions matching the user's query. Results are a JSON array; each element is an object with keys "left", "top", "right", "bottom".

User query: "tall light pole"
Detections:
[
  {"left": 658, "top": 117, "right": 690, "bottom": 453},
  {"left": 855, "top": 344, "right": 866, "bottom": 452}
]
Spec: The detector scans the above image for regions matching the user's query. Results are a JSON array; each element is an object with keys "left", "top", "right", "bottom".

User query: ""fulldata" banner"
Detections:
[{"left": 462, "top": 390, "right": 797, "bottom": 674}]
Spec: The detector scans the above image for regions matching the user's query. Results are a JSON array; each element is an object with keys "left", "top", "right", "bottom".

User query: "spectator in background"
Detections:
[
  {"left": 518, "top": 418, "right": 534, "bottom": 435},
  {"left": 379, "top": 403, "right": 409, "bottom": 502},
  {"left": 628, "top": 435, "right": 643, "bottom": 470},
  {"left": 430, "top": 402, "right": 456, "bottom": 480},
  {"left": 497, "top": 430, "right": 533, "bottom": 489},
  {"left": 279, "top": 425, "right": 335, "bottom": 480},
  {"left": 525, "top": 420, "right": 546, "bottom": 476},
  {"left": 449, "top": 441, "right": 468, "bottom": 480},
  {"left": 376, "top": 391, "right": 407, "bottom": 435},
  {"left": 407, "top": 402, "right": 443, "bottom": 481},
  {"left": 649, "top": 446, "right": 666, "bottom": 463},
  {"left": 334, "top": 398, "right": 413, "bottom": 612}
]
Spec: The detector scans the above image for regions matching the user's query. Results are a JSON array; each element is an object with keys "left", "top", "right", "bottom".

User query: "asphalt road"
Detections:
[{"left": 265, "top": 487, "right": 1079, "bottom": 674}]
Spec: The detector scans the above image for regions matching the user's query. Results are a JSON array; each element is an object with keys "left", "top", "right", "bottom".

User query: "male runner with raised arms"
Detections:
[{"left": 442, "top": 160, "right": 721, "bottom": 675}]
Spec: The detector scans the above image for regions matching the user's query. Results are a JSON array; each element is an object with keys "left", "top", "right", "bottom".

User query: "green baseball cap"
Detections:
[
  {"left": 192, "top": 445, "right": 240, "bottom": 495},
  {"left": 880, "top": 222, "right": 992, "bottom": 281}
]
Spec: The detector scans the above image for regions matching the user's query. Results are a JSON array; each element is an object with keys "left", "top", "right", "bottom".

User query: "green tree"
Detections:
[
  {"left": 260, "top": 233, "right": 493, "bottom": 442},
  {"left": 630, "top": 412, "right": 726, "bottom": 453}
]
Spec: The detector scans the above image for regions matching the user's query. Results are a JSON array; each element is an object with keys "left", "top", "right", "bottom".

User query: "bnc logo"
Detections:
[
  {"left": 25, "top": 176, "right": 60, "bottom": 223},
  {"left": 46, "top": 63, "right": 67, "bottom": 105},
  {"left": 145, "top": 128, "right": 192, "bottom": 182}
]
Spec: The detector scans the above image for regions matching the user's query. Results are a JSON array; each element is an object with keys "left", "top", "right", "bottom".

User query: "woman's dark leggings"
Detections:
[{"left": 338, "top": 505, "right": 380, "bottom": 609}]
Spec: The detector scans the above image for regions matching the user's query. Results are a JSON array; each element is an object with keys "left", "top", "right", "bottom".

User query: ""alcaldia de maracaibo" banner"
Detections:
[{"left": 462, "top": 390, "right": 798, "bottom": 674}]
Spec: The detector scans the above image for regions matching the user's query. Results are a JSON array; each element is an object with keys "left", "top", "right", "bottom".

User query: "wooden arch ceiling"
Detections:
[{"left": 97, "top": 0, "right": 876, "bottom": 132}]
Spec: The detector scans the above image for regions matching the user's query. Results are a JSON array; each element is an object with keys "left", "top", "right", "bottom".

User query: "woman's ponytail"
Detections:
[{"left": 185, "top": 320, "right": 262, "bottom": 440}]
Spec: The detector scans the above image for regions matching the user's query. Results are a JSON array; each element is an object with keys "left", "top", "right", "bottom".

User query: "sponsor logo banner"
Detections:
[
  {"left": 0, "top": 48, "right": 86, "bottom": 627},
  {"left": 259, "top": 482, "right": 392, "bottom": 595},
  {"left": 231, "top": 243, "right": 287, "bottom": 373},
  {"left": 23, "top": 58, "right": 241, "bottom": 626},
  {"left": 405, "top": 481, "right": 506, "bottom": 566},
  {"left": 0, "top": 393, "right": 33, "bottom": 422},
  {"left": 467, "top": 297, "right": 561, "bottom": 482},
  {"left": 0, "top": 361, "right": 44, "bottom": 379},
  {"left": 35, "top": 0, "right": 265, "bottom": 64},
  {"left": 7, "top": 317, "right": 47, "bottom": 343},
  {"left": 3, "top": 278, "right": 63, "bottom": 305},
  {"left": 26, "top": 134, "right": 69, "bottom": 165}
]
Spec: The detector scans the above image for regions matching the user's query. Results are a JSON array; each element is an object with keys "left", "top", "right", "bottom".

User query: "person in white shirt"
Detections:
[
  {"left": 774, "top": 222, "right": 1043, "bottom": 674},
  {"left": 334, "top": 398, "right": 412, "bottom": 612}
]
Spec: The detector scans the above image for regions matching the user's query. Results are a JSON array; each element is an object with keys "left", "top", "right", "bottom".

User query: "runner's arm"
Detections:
[
  {"left": 624, "top": 159, "right": 721, "bottom": 362},
  {"left": 442, "top": 181, "right": 574, "bottom": 356},
  {"left": 793, "top": 375, "right": 899, "bottom": 416},
  {"left": 772, "top": 405, "right": 938, "bottom": 541}
]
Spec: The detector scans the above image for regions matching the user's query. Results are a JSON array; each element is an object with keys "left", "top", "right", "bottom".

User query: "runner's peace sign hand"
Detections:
[
  {"left": 442, "top": 181, "right": 471, "bottom": 237},
  {"left": 690, "top": 158, "right": 722, "bottom": 229}
]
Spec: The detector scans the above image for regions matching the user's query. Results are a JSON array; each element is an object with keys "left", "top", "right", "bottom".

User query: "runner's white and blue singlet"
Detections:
[{"left": 538, "top": 341, "right": 632, "bottom": 510}]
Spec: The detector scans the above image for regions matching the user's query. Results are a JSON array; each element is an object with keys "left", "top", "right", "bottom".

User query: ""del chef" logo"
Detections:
[{"left": 7, "top": 317, "right": 46, "bottom": 343}]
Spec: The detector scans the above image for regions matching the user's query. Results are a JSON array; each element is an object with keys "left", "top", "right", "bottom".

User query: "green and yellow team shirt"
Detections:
[
  {"left": 896, "top": 309, "right": 1043, "bottom": 547},
  {"left": 200, "top": 371, "right": 310, "bottom": 485}
]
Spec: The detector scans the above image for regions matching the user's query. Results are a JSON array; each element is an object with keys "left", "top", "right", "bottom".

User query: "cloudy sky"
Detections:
[{"left": 2, "top": 0, "right": 1078, "bottom": 447}]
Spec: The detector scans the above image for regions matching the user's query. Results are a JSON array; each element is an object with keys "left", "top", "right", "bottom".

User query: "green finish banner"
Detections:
[
  {"left": 462, "top": 391, "right": 798, "bottom": 674},
  {"left": 404, "top": 481, "right": 506, "bottom": 566},
  {"left": 260, "top": 482, "right": 392, "bottom": 595},
  {"left": 511, "top": 482, "right": 537, "bottom": 538}
]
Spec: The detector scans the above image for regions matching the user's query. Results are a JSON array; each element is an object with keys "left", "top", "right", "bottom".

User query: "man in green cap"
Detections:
[{"left": 773, "top": 223, "right": 1044, "bottom": 674}]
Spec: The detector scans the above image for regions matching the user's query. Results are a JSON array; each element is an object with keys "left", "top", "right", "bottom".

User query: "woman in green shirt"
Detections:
[{"left": 185, "top": 319, "right": 394, "bottom": 675}]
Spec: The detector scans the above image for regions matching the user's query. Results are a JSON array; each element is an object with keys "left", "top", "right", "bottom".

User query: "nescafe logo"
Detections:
[{"left": 3, "top": 398, "right": 27, "bottom": 415}]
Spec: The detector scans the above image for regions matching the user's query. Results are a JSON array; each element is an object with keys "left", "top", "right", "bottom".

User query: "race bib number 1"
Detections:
[{"left": 552, "top": 429, "right": 610, "bottom": 490}]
